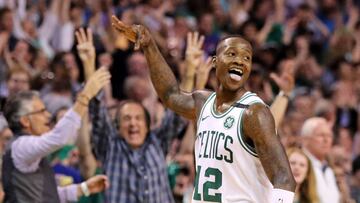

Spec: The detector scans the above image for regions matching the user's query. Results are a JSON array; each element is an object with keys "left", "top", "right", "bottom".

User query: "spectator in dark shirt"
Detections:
[{"left": 90, "top": 98, "right": 187, "bottom": 203}]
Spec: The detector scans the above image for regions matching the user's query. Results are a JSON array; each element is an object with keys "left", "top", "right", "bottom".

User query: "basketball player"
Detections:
[{"left": 111, "top": 16, "right": 296, "bottom": 203}]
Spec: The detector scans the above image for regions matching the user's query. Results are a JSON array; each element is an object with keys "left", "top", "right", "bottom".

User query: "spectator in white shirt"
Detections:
[
  {"left": 2, "top": 67, "right": 110, "bottom": 203},
  {"left": 301, "top": 117, "right": 341, "bottom": 203}
]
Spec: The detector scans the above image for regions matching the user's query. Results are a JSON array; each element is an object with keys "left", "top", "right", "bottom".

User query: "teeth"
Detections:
[{"left": 230, "top": 68, "right": 243, "bottom": 75}]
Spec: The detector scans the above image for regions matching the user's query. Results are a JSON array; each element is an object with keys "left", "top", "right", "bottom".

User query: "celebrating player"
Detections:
[{"left": 111, "top": 16, "right": 296, "bottom": 203}]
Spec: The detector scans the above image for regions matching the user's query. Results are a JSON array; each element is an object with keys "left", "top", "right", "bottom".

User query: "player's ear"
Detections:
[{"left": 212, "top": 56, "right": 217, "bottom": 69}]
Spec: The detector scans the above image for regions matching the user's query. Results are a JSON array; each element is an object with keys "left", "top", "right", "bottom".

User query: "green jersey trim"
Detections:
[{"left": 210, "top": 92, "right": 256, "bottom": 118}]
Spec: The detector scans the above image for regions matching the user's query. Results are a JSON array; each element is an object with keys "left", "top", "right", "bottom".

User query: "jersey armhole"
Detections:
[
  {"left": 237, "top": 101, "right": 265, "bottom": 157},
  {"left": 196, "top": 92, "right": 215, "bottom": 128}
]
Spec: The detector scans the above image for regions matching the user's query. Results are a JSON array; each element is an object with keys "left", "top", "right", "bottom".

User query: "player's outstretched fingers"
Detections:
[{"left": 111, "top": 15, "right": 137, "bottom": 42}]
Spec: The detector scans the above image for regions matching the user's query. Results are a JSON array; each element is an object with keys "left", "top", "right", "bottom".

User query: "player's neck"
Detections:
[
  {"left": 215, "top": 88, "right": 247, "bottom": 113},
  {"left": 216, "top": 88, "right": 247, "bottom": 104}
]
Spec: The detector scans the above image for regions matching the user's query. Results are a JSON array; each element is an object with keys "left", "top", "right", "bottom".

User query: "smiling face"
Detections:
[
  {"left": 117, "top": 102, "right": 148, "bottom": 149},
  {"left": 21, "top": 97, "right": 52, "bottom": 136},
  {"left": 214, "top": 37, "right": 252, "bottom": 91}
]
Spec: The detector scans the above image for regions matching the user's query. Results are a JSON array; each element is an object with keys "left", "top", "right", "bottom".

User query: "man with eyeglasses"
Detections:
[{"left": 2, "top": 67, "right": 111, "bottom": 203}]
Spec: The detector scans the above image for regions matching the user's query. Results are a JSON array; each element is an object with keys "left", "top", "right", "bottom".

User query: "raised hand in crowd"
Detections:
[
  {"left": 256, "top": 15, "right": 275, "bottom": 46},
  {"left": 282, "top": 16, "right": 299, "bottom": 45},
  {"left": 228, "top": 0, "right": 254, "bottom": 28},
  {"left": 270, "top": 59, "right": 296, "bottom": 96},
  {"left": 346, "top": 3, "right": 359, "bottom": 32},
  {"left": 195, "top": 56, "right": 212, "bottom": 90},
  {"left": 75, "top": 28, "right": 96, "bottom": 80},
  {"left": 270, "top": 59, "right": 296, "bottom": 129},
  {"left": 73, "top": 67, "right": 111, "bottom": 117},
  {"left": 82, "top": 67, "right": 111, "bottom": 99},
  {"left": 180, "top": 32, "right": 205, "bottom": 92},
  {"left": 185, "top": 32, "right": 204, "bottom": 69},
  {"left": 76, "top": 27, "right": 117, "bottom": 108},
  {"left": 76, "top": 111, "right": 98, "bottom": 180}
]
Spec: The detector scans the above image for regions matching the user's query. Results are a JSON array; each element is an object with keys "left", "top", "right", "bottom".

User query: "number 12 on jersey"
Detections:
[{"left": 193, "top": 166, "right": 223, "bottom": 202}]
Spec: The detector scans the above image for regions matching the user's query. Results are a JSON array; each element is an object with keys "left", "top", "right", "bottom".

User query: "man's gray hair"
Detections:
[
  {"left": 300, "top": 117, "right": 328, "bottom": 137},
  {"left": 4, "top": 91, "right": 39, "bottom": 134}
]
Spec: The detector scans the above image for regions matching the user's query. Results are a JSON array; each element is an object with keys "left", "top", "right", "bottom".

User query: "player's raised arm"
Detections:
[
  {"left": 242, "top": 103, "right": 296, "bottom": 202},
  {"left": 111, "top": 16, "right": 197, "bottom": 120}
]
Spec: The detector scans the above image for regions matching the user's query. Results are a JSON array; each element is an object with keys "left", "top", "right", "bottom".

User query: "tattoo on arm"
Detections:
[
  {"left": 143, "top": 41, "right": 196, "bottom": 119},
  {"left": 243, "top": 104, "right": 296, "bottom": 192}
]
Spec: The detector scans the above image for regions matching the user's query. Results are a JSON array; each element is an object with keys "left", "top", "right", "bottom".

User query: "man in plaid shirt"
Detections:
[{"left": 89, "top": 97, "right": 187, "bottom": 203}]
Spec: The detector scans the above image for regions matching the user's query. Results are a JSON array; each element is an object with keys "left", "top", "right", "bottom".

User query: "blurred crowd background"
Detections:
[{"left": 0, "top": 0, "right": 359, "bottom": 202}]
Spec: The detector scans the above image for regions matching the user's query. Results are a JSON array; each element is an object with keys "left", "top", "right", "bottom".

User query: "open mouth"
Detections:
[
  {"left": 128, "top": 129, "right": 140, "bottom": 138},
  {"left": 228, "top": 68, "right": 243, "bottom": 81}
]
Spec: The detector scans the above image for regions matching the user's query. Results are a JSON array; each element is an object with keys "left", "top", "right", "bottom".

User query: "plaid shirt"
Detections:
[{"left": 90, "top": 98, "right": 187, "bottom": 203}]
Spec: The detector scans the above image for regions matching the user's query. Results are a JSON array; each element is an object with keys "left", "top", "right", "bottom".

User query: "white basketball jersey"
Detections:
[{"left": 192, "top": 92, "right": 273, "bottom": 203}]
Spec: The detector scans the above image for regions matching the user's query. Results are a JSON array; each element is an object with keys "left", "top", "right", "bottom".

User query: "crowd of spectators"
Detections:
[{"left": 0, "top": 0, "right": 359, "bottom": 202}]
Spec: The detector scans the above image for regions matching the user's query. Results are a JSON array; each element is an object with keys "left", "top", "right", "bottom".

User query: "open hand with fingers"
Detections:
[
  {"left": 270, "top": 60, "right": 296, "bottom": 95},
  {"left": 75, "top": 28, "right": 96, "bottom": 79},
  {"left": 111, "top": 15, "right": 153, "bottom": 50},
  {"left": 185, "top": 32, "right": 205, "bottom": 68},
  {"left": 75, "top": 28, "right": 95, "bottom": 64},
  {"left": 180, "top": 32, "right": 205, "bottom": 91},
  {"left": 82, "top": 66, "right": 111, "bottom": 99}
]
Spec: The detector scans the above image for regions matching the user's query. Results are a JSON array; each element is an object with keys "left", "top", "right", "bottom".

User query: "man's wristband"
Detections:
[
  {"left": 80, "top": 182, "right": 90, "bottom": 197},
  {"left": 271, "top": 188, "right": 295, "bottom": 203},
  {"left": 278, "top": 91, "right": 291, "bottom": 100}
]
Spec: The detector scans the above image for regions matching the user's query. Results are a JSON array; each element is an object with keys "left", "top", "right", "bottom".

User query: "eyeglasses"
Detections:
[{"left": 23, "top": 108, "right": 48, "bottom": 116}]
